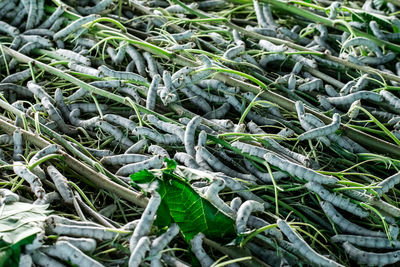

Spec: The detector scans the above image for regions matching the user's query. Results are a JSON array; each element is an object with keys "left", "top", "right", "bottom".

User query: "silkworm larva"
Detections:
[
  {"left": 0, "top": 189, "right": 19, "bottom": 205},
  {"left": 259, "top": 39, "right": 287, "bottom": 52},
  {"left": 266, "top": 137, "right": 310, "bottom": 166},
  {"left": 325, "top": 84, "right": 339, "bottom": 97},
  {"left": 47, "top": 223, "right": 118, "bottom": 241},
  {"left": 77, "top": 0, "right": 113, "bottom": 15},
  {"left": 170, "top": 30, "right": 195, "bottom": 42},
  {"left": 53, "top": 14, "right": 100, "bottom": 40},
  {"left": 68, "top": 62, "right": 101, "bottom": 77},
  {"left": 264, "top": 153, "right": 338, "bottom": 184},
  {"left": 184, "top": 116, "right": 202, "bottom": 158},
  {"left": 55, "top": 237, "right": 96, "bottom": 254},
  {"left": 56, "top": 49, "right": 91, "bottom": 66},
  {"left": 332, "top": 234, "right": 400, "bottom": 249},
  {"left": 146, "top": 74, "right": 161, "bottom": 111},
  {"left": 191, "top": 233, "right": 214, "bottom": 267},
  {"left": 149, "top": 223, "right": 180, "bottom": 266},
  {"left": 20, "top": 34, "right": 53, "bottom": 47},
  {"left": 146, "top": 114, "right": 184, "bottom": 142},
  {"left": 26, "top": 0, "right": 38, "bottom": 30},
  {"left": 69, "top": 109, "right": 99, "bottom": 130},
  {"left": 327, "top": 91, "right": 382, "bottom": 106},
  {"left": 231, "top": 141, "right": 269, "bottom": 159},
  {"left": 31, "top": 251, "right": 66, "bottom": 267},
  {"left": 320, "top": 201, "right": 385, "bottom": 237},
  {"left": 380, "top": 90, "right": 400, "bottom": 109},
  {"left": 359, "top": 52, "right": 396, "bottom": 65},
  {"left": 203, "top": 178, "right": 234, "bottom": 215},
  {"left": 49, "top": 17, "right": 66, "bottom": 32},
  {"left": 42, "top": 97, "right": 76, "bottom": 134},
  {"left": 187, "top": 83, "right": 225, "bottom": 103},
  {"left": 41, "top": 241, "right": 104, "bottom": 267},
  {"left": 298, "top": 113, "right": 340, "bottom": 141},
  {"left": 277, "top": 219, "right": 344, "bottom": 267},
  {"left": 370, "top": 20, "right": 387, "bottom": 40},
  {"left": 342, "top": 37, "right": 382, "bottom": 57},
  {"left": 203, "top": 103, "right": 231, "bottom": 119},
  {"left": 197, "top": 79, "right": 229, "bottom": 92},
  {"left": 342, "top": 241, "right": 400, "bottom": 266},
  {"left": 46, "top": 165, "right": 74, "bottom": 205},
  {"left": 38, "top": 4, "right": 65, "bottom": 29},
  {"left": 328, "top": 1, "right": 341, "bottom": 19},
  {"left": 96, "top": 121, "right": 134, "bottom": 149},
  {"left": 18, "top": 253, "right": 32, "bottom": 267},
  {"left": 98, "top": 65, "right": 147, "bottom": 83},
  {"left": 124, "top": 45, "right": 146, "bottom": 77},
  {"left": 179, "top": 86, "right": 212, "bottom": 113},
  {"left": 0, "top": 19, "right": 20, "bottom": 37},
  {"left": 367, "top": 197, "right": 400, "bottom": 218},
  {"left": 236, "top": 200, "right": 264, "bottom": 234},
  {"left": 130, "top": 191, "right": 161, "bottom": 251},
  {"left": 253, "top": 0, "right": 268, "bottom": 28},
  {"left": 242, "top": 92, "right": 282, "bottom": 117},
  {"left": 13, "top": 161, "right": 45, "bottom": 199},
  {"left": 27, "top": 81, "right": 54, "bottom": 103},
  {"left": 306, "top": 182, "right": 368, "bottom": 218},
  {"left": 196, "top": 146, "right": 255, "bottom": 181},
  {"left": 243, "top": 159, "right": 287, "bottom": 184},
  {"left": 148, "top": 145, "right": 169, "bottom": 158},
  {"left": 132, "top": 127, "right": 181, "bottom": 145},
  {"left": 142, "top": 52, "right": 159, "bottom": 78},
  {"left": 173, "top": 152, "right": 200, "bottom": 169},
  {"left": 223, "top": 44, "right": 245, "bottom": 59},
  {"left": 350, "top": 74, "right": 369, "bottom": 93},
  {"left": 46, "top": 215, "right": 101, "bottom": 228},
  {"left": 128, "top": 236, "right": 151, "bottom": 267},
  {"left": 33, "top": 191, "right": 60, "bottom": 205},
  {"left": 297, "top": 78, "right": 323, "bottom": 92},
  {"left": 116, "top": 155, "right": 164, "bottom": 176},
  {"left": 13, "top": 128, "right": 23, "bottom": 162},
  {"left": 103, "top": 114, "right": 137, "bottom": 131},
  {"left": 29, "top": 144, "right": 60, "bottom": 180},
  {"left": 165, "top": 3, "right": 198, "bottom": 13},
  {"left": 374, "top": 172, "right": 400, "bottom": 196},
  {"left": 1, "top": 69, "right": 31, "bottom": 83}
]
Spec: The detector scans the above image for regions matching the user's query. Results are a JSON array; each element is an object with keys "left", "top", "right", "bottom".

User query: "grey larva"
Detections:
[
  {"left": 342, "top": 241, "right": 400, "bottom": 266},
  {"left": 236, "top": 200, "right": 264, "bottom": 234},
  {"left": 149, "top": 223, "right": 179, "bottom": 267},
  {"left": 132, "top": 127, "right": 181, "bottom": 145},
  {"left": 191, "top": 233, "right": 214, "bottom": 267},
  {"left": 53, "top": 14, "right": 100, "bottom": 40},
  {"left": 116, "top": 155, "right": 164, "bottom": 176},
  {"left": 128, "top": 236, "right": 151, "bottom": 267},
  {"left": 298, "top": 113, "right": 341, "bottom": 141},
  {"left": 146, "top": 74, "right": 161, "bottom": 111},
  {"left": 98, "top": 65, "right": 147, "bottom": 83}
]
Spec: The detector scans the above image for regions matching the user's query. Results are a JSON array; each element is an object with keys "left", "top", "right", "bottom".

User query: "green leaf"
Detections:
[
  {"left": 350, "top": 10, "right": 391, "bottom": 29},
  {"left": 0, "top": 235, "right": 35, "bottom": 267},
  {"left": 130, "top": 169, "right": 156, "bottom": 184},
  {"left": 159, "top": 172, "right": 235, "bottom": 242},
  {"left": 164, "top": 158, "right": 177, "bottom": 172}
]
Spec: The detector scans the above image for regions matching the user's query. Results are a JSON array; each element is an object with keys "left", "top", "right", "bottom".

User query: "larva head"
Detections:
[{"left": 69, "top": 108, "right": 81, "bottom": 118}]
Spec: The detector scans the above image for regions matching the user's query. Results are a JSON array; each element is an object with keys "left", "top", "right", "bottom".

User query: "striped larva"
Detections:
[
  {"left": 0, "top": 19, "right": 20, "bottom": 37},
  {"left": 146, "top": 74, "right": 161, "bottom": 111},
  {"left": 325, "top": 84, "right": 339, "bottom": 97},
  {"left": 184, "top": 116, "right": 202, "bottom": 158},
  {"left": 116, "top": 155, "right": 164, "bottom": 176},
  {"left": 243, "top": 159, "right": 287, "bottom": 184},
  {"left": 1, "top": 69, "right": 31, "bottom": 84},
  {"left": 342, "top": 241, "right": 400, "bottom": 266},
  {"left": 26, "top": 0, "right": 39, "bottom": 30},
  {"left": 265, "top": 137, "right": 309, "bottom": 166},
  {"left": 320, "top": 201, "right": 385, "bottom": 237},
  {"left": 33, "top": 191, "right": 60, "bottom": 205},
  {"left": 259, "top": 39, "right": 287, "bottom": 52},
  {"left": 57, "top": 237, "right": 97, "bottom": 254},
  {"left": 342, "top": 37, "right": 382, "bottom": 57},
  {"left": 242, "top": 92, "right": 282, "bottom": 117},
  {"left": 327, "top": 91, "right": 382, "bottom": 106},
  {"left": 223, "top": 44, "right": 245, "bottom": 59},
  {"left": 98, "top": 65, "right": 147, "bottom": 83},
  {"left": 179, "top": 86, "right": 212, "bottom": 113},
  {"left": 47, "top": 165, "right": 74, "bottom": 205},
  {"left": 170, "top": 30, "right": 195, "bottom": 42},
  {"left": 66, "top": 88, "right": 89, "bottom": 102},
  {"left": 262, "top": 4, "right": 278, "bottom": 27},
  {"left": 370, "top": 21, "right": 386, "bottom": 40},
  {"left": 168, "top": 42, "right": 196, "bottom": 51},
  {"left": 69, "top": 109, "right": 99, "bottom": 130},
  {"left": 96, "top": 121, "right": 134, "bottom": 149},
  {"left": 125, "top": 45, "right": 146, "bottom": 76},
  {"left": 106, "top": 42, "right": 127, "bottom": 65},
  {"left": 68, "top": 62, "right": 101, "bottom": 77},
  {"left": 191, "top": 233, "right": 214, "bottom": 267},
  {"left": 56, "top": 49, "right": 91, "bottom": 66},
  {"left": 20, "top": 34, "right": 53, "bottom": 47},
  {"left": 328, "top": 2, "right": 341, "bottom": 19},
  {"left": 47, "top": 223, "right": 118, "bottom": 241},
  {"left": 196, "top": 146, "right": 256, "bottom": 181},
  {"left": 179, "top": 117, "right": 218, "bottom": 135},
  {"left": 165, "top": 3, "right": 198, "bottom": 13},
  {"left": 18, "top": 254, "right": 32, "bottom": 267},
  {"left": 103, "top": 114, "right": 137, "bottom": 131},
  {"left": 31, "top": 251, "right": 65, "bottom": 267},
  {"left": 374, "top": 172, "right": 400, "bottom": 196},
  {"left": 27, "top": 81, "right": 54, "bottom": 103},
  {"left": 359, "top": 52, "right": 396, "bottom": 66},
  {"left": 380, "top": 90, "right": 400, "bottom": 109},
  {"left": 143, "top": 52, "right": 159, "bottom": 78},
  {"left": 203, "top": 103, "right": 231, "bottom": 119},
  {"left": 13, "top": 128, "right": 23, "bottom": 161},
  {"left": 332, "top": 235, "right": 400, "bottom": 249},
  {"left": 128, "top": 236, "right": 151, "bottom": 267},
  {"left": 0, "top": 189, "right": 19, "bottom": 205},
  {"left": 50, "top": 18, "right": 67, "bottom": 33},
  {"left": 132, "top": 127, "right": 181, "bottom": 145},
  {"left": 146, "top": 114, "right": 184, "bottom": 142},
  {"left": 298, "top": 113, "right": 340, "bottom": 141},
  {"left": 130, "top": 191, "right": 161, "bottom": 251},
  {"left": 149, "top": 223, "right": 180, "bottom": 267},
  {"left": 53, "top": 14, "right": 100, "bottom": 40},
  {"left": 297, "top": 78, "right": 323, "bottom": 92},
  {"left": 263, "top": 153, "right": 338, "bottom": 184},
  {"left": 29, "top": 144, "right": 60, "bottom": 180},
  {"left": 13, "top": 161, "right": 45, "bottom": 199},
  {"left": 231, "top": 141, "right": 269, "bottom": 159},
  {"left": 306, "top": 182, "right": 368, "bottom": 218},
  {"left": 277, "top": 219, "right": 344, "bottom": 267},
  {"left": 202, "top": 178, "right": 234, "bottom": 215},
  {"left": 236, "top": 200, "right": 264, "bottom": 234},
  {"left": 173, "top": 152, "right": 200, "bottom": 169},
  {"left": 253, "top": 0, "right": 268, "bottom": 28},
  {"left": 42, "top": 97, "right": 76, "bottom": 134},
  {"left": 187, "top": 83, "right": 225, "bottom": 103},
  {"left": 77, "top": 0, "right": 113, "bottom": 15},
  {"left": 148, "top": 145, "right": 170, "bottom": 158},
  {"left": 41, "top": 241, "right": 104, "bottom": 267},
  {"left": 118, "top": 86, "right": 143, "bottom": 104},
  {"left": 38, "top": 4, "right": 65, "bottom": 29}
]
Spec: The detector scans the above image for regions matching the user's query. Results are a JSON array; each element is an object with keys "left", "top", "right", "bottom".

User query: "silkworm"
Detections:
[
  {"left": 143, "top": 52, "right": 159, "bottom": 78},
  {"left": 203, "top": 103, "right": 231, "bottom": 119},
  {"left": 359, "top": 52, "right": 396, "bottom": 65},
  {"left": 244, "top": 158, "right": 287, "bottom": 183},
  {"left": 98, "top": 65, "right": 147, "bottom": 83},
  {"left": 350, "top": 74, "right": 369, "bottom": 93},
  {"left": 287, "top": 74, "right": 296, "bottom": 90},
  {"left": 191, "top": 233, "right": 214, "bottom": 267},
  {"left": 223, "top": 44, "right": 245, "bottom": 59},
  {"left": 132, "top": 126, "right": 181, "bottom": 145},
  {"left": 367, "top": 197, "right": 400, "bottom": 218},
  {"left": 149, "top": 223, "right": 180, "bottom": 267},
  {"left": 266, "top": 137, "right": 309, "bottom": 166},
  {"left": 56, "top": 49, "right": 91, "bottom": 66},
  {"left": 32, "top": 250, "right": 66, "bottom": 267},
  {"left": 327, "top": 91, "right": 382, "bottom": 106},
  {"left": 173, "top": 152, "right": 200, "bottom": 169},
  {"left": 21, "top": 34, "right": 53, "bottom": 47},
  {"left": 24, "top": 29, "right": 55, "bottom": 37},
  {"left": 374, "top": 172, "right": 400, "bottom": 196},
  {"left": 148, "top": 145, "right": 169, "bottom": 158},
  {"left": 29, "top": 144, "right": 60, "bottom": 180},
  {"left": 34, "top": 191, "right": 60, "bottom": 205},
  {"left": 53, "top": 14, "right": 100, "bottom": 40},
  {"left": 277, "top": 219, "right": 344, "bottom": 267},
  {"left": 146, "top": 114, "right": 184, "bottom": 142},
  {"left": 262, "top": 3, "right": 278, "bottom": 27},
  {"left": 146, "top": 74, "right": 161, "bottom": 111},
  {"left": 49, "top": 17, "right": 66, "bottom": 32},
  {"left": 253, "top": 0, "right": 268, "bottom": 28},
  {"left": 168, "top": 42, "right": 196, "bottom": 51},
  {"left": 26, "top": 0, "right": 38, "bottom": 30},
  {"left": 118, "top": 86, "right": 143, "bottom": 104},
  {"left": 128, "top": 236, "right": 151, "bottom": 267},
  {"left": 263, "top": 153, "right": 338, "bottom": 184},
  {"left": 46, "top": 165, "right": 74, "bottom": 205},
  {"left": 0, "top": 1, "right": 16, "bottom": 21},
  {"left": 328, "top": 2, "right": 341, "bottom": 19},
  {"left": 380, "top": 90, "right": 400, "bottom": 109},
  {"left": 18, "top": 253, "right": 32, "bottom": 267},
  {"left": 179, "top": 86, "right": 212, "bottom": 113},
  {"left": 298, "top": 113, "right": 340, "bottom": 141},
  {"left": 77, "top": 0, "right": 113, "bottom": 15},
  {"left": 259, "top": 39, "right": 287, "bottom": 52},
  {"left": 342, "top": 241, "right": 400, "bottom": 266},
  {"left": 320, "top": 201, "right": 385, "bottom": 237},
  {"left": 342, "top": 37, "right": 382, "bottom": 57},
  {"left": 331, "top": 235, "right": 400, "bottom": 249},
  {"left": 187, "top": 83, "right": 225, "bottom": 103},
  {"left": 306, "top": 182, "right": 368, "bottom": 217},
  {"left": 183, "top": 116, "right": 202, "bottom": 158},
  {"left": 96, "top": 121, "right": 134, "bottom": 149},
  {"left": 42, "top": 97, "right": 76, "bottom": 134},
  {"left": 130, "top": 191, "right": 161, "bottom": 251},
  {"left": 245, "top": 25, "right": 277, "bottom": 37},
  {"left": 38, "top": 4, "right": 65, "bottom": 29},
  {"left": 231, "top": 141, "right": 269, "bottom": 159},
  {"left": 107, "top": 42, "right": 127, "bottom": 65},
  {"left": 90, "top": 80, "right": 124, "bottom": 88},
  {"left": 69, "top": 109, "right": 99, "bottom": 130},
  {"left": 27, "top": 81, "right": 54, "bottom": 103},
  {"left": 13, "top": 161, "right": 45, "bottom": 199},
  {"left": 47, "top": 223, "right": 118, "bottom": 240},
  {"left": 46, "top": 215, "right": 102, "bottom": 228},
  {"left": 13, "top": 128, "right": 23, "bottom": 162},
  {"left": 369, "top": 20, "right": 387, "bottom": 40},
  {"left": 325, "top": 84, "right": 339, "bottom": 97},
  {"left": 242, "top": 92, "right": 282, "bottom": 117},
  {"left": 68, "top": 62, "right": 101, "bottom": 77},
  {"left": 197, "top": 79, "right": 229, "bottom": 92},
  {"left": 198, "top": 0, "right": 226, "bottom": 9},
  {"left": 1, "top": 69, "right": 31, "bottom": 83},
  {"left": 169, "top": 30, "right": 195, "bottom": 42},
  {"left": 236, "top": 200, "right": 264, "bottom": 234},
  {"left": 196, "top": 146, "right": 255, "bottom": 181},
  {"left": 116, "top": 155, "right": 164, "bottom": 176},
  {"left": 41, "top": 241, "right": 104, "bottom": 267},
  {"left": 0, "top": 189, "right": 19, "bottom": 205},
  {"left": 165, "top": 3, "right": 198, "bottom": 13},
  {"left": 57, "top": 237, "right": 97, "bottom": 254},
  {"left": 297, "top": 78, "right": 323, "bottom": 92},
  {"left": 202, "top": 178, "right": 234, "bottom": 215}
]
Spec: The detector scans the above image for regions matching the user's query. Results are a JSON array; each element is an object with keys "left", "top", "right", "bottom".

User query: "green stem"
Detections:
[{"left": 28, "top": 154, "right": 64, "bottom": 171}]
